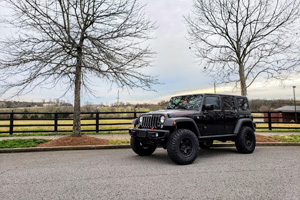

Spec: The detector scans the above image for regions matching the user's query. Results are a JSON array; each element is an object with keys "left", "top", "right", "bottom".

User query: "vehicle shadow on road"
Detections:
[
  {"left": 129, "top": 151, "right": 174, "bottom": 165},
  {"left": 127, "top": 147, "right": 240, "bottom": 165},
  {"left": 200, "top": 147, "right": 237, "bottom": 154},
  {"left": 198, "top": 147, "right": 238, "bottom": 158}
]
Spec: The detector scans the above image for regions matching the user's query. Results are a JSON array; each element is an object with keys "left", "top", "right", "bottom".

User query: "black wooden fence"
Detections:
[
  {"left": 0, "top": 111, "right": 299, "bottom": 135},
  {"left": 0, "top": 111, "right": 144, "bottom": 135},
  {"left": 252, "top": 111, "right": 299, "bottom": 131}
]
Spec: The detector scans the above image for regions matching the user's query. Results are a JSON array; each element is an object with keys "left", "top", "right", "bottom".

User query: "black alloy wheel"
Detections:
[
  {"left": 199, "top": 140, "right": 213, "bottom": 149},
  {"left": 167, "top": 129, "right": 199, "bottom": 165},
  {"left": 235, "top": 126, "right": 256, "bottom": 154},
  {"left": 179, "top": 138, "right": 193, "bottom": 156}
]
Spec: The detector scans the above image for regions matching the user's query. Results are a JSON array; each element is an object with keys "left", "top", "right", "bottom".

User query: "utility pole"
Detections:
[
  {"left": 116, "top": 90, "right": 120, "bottom": 106},
  {"left": 293, "top": 86, "right": 297, "bottom": 122},
  {"left": 214, "top": 82, "right": 216, "bottom": 94}
]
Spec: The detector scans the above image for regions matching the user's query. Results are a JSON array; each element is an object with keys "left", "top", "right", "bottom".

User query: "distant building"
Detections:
[
  {"left": 43, "top": 104, "right": 56, "bottom": 107},
  {"left": 264, "top": 106, "right": 300, "bottom": 122}
]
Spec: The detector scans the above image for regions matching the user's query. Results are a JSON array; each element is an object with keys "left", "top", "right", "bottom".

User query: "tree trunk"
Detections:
[
  {"left": 239, "top": 63, "right": 247, "bottom": 96},
  {"left": 72, "top": 48, "right": 82, "bottom": 137}
]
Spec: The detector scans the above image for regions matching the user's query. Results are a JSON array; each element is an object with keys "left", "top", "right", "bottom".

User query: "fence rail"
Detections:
[
  {"left": 0, "top": 111, "right": 299, "bottom": 135},
  {"left": 0, "top": 111, "right": 143, "bottom": 135},
  {"left": 252, "top": 111, "right": 299, "bottom": 131}
]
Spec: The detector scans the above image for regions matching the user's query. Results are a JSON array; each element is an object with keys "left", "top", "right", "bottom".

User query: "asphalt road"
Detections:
[{"left": 1, "top": 147, "right": 299, "bottom": 200}]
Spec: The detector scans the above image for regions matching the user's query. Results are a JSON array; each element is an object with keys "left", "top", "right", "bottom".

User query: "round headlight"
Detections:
[
  {"left": 139, "top": 116, "right": 143, "bottom": 123},
  {"left": 160, "top": 116, "right": 165, "bottom": 123}
]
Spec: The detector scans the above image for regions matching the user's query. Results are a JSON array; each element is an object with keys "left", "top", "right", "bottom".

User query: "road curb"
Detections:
[
  {"left": 0, "top": 144, "right": 131, "bottom": 153},
  {"left": 212, "top": 142, "right": 300, "bottom": 147},
  {"left": 0, "top": 142, "right": 299, "bottom": 153}
]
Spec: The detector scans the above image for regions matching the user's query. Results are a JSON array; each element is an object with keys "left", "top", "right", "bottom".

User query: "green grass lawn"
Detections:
[
  {"left": 256, "top": 129, "right": 300, "bottom": 132},
  {"left": 269, "top": 135, "right": 300, "bottom": 142},
  {"left": 108, "top": 139, "right": 130, "bottom": 145},
  {"left": 0, "top": 138, "right": 130, "bottom": 148},
  {"left": 0, "top": 139, "right": 51, "bottom": 148},
  {"left": 0, "top": 131, "right": 128, "bottom": 137}
]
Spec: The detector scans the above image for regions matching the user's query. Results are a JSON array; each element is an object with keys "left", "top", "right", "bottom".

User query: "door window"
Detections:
[
  {"left": 205, "top": 96, "right": 220, "bottom": 110},
  {"left": 222, "top": 96, "right": 235, "bottom": 111},
  {"left": 238, "top": 98, "right": 249, "bottom": 111}
]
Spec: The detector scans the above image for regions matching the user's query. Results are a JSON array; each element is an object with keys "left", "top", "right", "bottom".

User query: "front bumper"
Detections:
[{"left": 129, "top": 128, "right": 170, "bottom": 140}]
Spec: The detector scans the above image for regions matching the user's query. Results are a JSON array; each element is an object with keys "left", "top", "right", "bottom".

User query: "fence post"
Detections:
[
  {"left": 9, "top": 111, "right": 14, "bottom": 135},
  {"left": 96, "top": 111, "right": 99, "bottom": 133},
  {"left": 54, "top": 112, "right": 58, "bottom": 132},
  {"left": 134, "top": 109, "right": 137, "bottom": 119},
  {"left": 268, "top": 112, "right": 272, "bottom": 130}
]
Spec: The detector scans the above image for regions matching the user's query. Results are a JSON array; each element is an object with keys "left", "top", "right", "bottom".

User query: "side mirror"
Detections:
[{"left": 203, "top": 104, "right": 214, "bottom": 111}]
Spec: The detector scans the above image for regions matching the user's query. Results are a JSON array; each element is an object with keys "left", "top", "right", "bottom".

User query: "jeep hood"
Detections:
[{"left": 145, "top": 109, "right": 198, "bottom": 117}]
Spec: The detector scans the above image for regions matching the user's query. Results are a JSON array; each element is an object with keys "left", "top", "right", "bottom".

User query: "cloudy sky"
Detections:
[{"left": 0, "top": 0, "right": 299, "bottom": 105}]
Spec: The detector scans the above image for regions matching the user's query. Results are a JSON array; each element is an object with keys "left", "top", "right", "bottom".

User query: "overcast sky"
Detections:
[{"left": 0, "top": 0, "right": 299, "bottom": 105}]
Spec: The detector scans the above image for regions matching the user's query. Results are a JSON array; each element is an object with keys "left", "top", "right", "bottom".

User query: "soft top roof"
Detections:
[{"left": 170, "top": 93, "right": 246, "bottom": 98}]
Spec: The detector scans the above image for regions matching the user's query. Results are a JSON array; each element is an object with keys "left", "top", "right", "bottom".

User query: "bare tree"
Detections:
[
  {"left": 0, "top": 0, "right": 156, "bottom": 137},
  {"left": 186, "top": 0, "right": 300, "bottom": 96}
]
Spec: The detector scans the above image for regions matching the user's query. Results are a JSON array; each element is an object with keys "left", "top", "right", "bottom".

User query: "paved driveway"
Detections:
[{"left": 0, "top": 147, "right": 299, "bottom": 199}]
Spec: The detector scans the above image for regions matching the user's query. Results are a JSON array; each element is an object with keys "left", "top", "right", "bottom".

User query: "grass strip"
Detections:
[
  {"left": 256, "top": 129, "right": 300, "bottom": 132},
  {"left": 0, "top": 138, "right": 130, "bottom": 148},
  {"left": 0, "top": 131, "right": 128, "bottom": 137},
  {"left": 0, "top": 139, "right": 51, "bottom": 148},
  {"left": 269, "top": 135, "right": 300, "bottom": 143},
  {"left": 108, "top": 139, "right": 130, "bottom": 145}
]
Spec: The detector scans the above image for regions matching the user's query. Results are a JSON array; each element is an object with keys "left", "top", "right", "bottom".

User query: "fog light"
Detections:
[{"left": 155, "top": 133, "right": 159, "bottom": 137}]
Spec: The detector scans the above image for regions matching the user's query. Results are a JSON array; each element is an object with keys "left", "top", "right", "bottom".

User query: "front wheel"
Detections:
[
  {"left": 131, "top": 137, "right": 157, "bottom": 156},
  {"left": 235, "top": 126, "right": 256, "bottom": 154},
  {"left": 167, "top": 129, "right": 199, "bottom": 165}
]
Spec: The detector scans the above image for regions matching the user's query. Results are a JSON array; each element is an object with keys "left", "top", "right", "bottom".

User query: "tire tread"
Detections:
[
  {"left": 235, "top": 126, "right": 256, "bottom": 154},
  {"left": 167, "top": 129, "right": 199, "bottom": 165}
]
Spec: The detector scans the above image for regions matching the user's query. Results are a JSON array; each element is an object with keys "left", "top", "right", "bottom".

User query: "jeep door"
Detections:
[
  {"left": 222, "top": 96, "right": 238, "bottom": 134},
  {"left": 202, "top": 95, "right": 224, "bottom": 135}
]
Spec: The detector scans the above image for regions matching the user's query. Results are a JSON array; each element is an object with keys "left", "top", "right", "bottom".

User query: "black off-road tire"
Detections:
[
  {"left": 167, "top": 129, "right": 199, "bottom": 165},
  {"left": 130, "top": 136, "right": 157, "bottom": 156},
  {"left": 199, "top": 140, "right": 213, "bottom": 149},
  {"left": 235, "top": 126, "right": 256, "bottom": 154}
]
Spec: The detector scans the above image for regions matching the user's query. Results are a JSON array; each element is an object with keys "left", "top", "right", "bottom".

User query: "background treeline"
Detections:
[
  {"left": 0, "top": 100, "right": 72, "bottom": 108},
  {"left": 0, "top": 99, "right": 298, "bottom": 117},
  {"left": 249, "top": 99, "right": 299, "bottom": 111}
]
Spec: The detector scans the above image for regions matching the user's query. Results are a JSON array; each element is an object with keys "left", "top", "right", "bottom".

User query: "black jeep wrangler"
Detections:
[{"left": 129, "top": 93, "right": 256, "bottom": 165}]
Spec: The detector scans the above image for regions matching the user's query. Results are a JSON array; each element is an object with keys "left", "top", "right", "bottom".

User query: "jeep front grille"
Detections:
[{"left": 141, "top": 115, "right": 161, "bottom": 129}]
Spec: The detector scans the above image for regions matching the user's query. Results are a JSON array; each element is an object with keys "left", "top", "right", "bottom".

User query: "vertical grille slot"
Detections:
[{"left": 141, "top": 115, "right": 161, "bottom": 129}]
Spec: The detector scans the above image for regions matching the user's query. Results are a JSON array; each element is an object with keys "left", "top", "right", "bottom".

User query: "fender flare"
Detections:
[
  {"left": 132, "top": 118, "right": 138, "bottom": 125},
  {"left": 234, "top": 118, "right": 255, "bottom": 134},
  {"left": 164, "top": 117, "right": 200, "bottom": 136}
]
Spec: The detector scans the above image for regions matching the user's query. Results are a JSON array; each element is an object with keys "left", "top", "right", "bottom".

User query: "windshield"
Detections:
[{"left": 167, "top": 95, "right": 203, "bottom": 110}]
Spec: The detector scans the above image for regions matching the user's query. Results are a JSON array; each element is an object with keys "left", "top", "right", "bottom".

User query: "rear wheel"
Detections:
[
  {"left": 167, "top": 129, "right": 199, "bottom": 165},
  {"left": 131, "top": 137, "right": 157, "bottom": 156},
  {"left": 235, "top": 126, "right": 256, "bottom": 154},
  {"left": 199, "top": 140, "right": 213, "bottom": 149}
]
